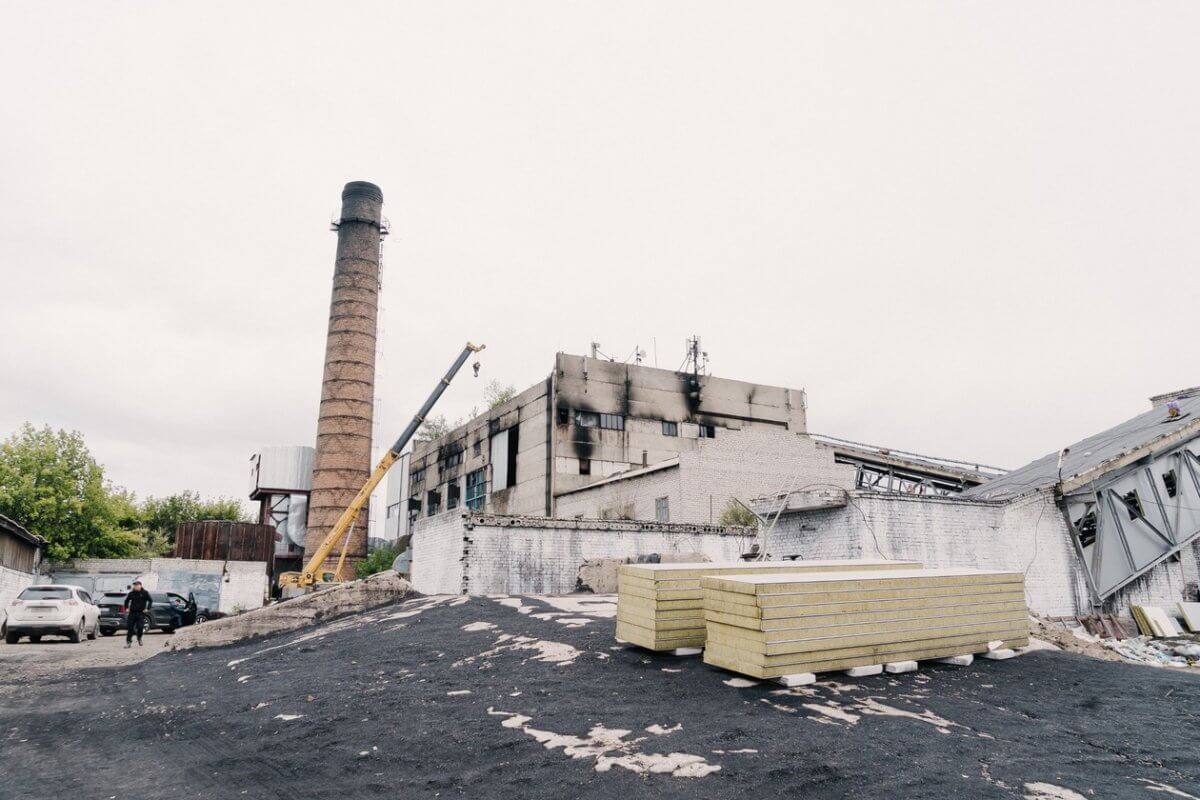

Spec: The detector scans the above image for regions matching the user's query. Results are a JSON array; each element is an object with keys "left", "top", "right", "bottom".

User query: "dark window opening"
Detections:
[
  {"left": 1076, "top": 510, "right": 1097, "bottom": 549},
  {"left": 426, "top": 489, "right": 441, "bottom": 517},
  {"left": 557, "top": 406, "right": 570, "bottom": 425},
  {"left": 699, "top": 424, "right": 716, "bottom": 439},
  {"left": 576, "top": 411, "right": 599, "bottom": 428},
  {"left": 465, "top": 469, "right": 486, "bottom": 510},
  {"left": 410, "top": 467, "right": 425, "bottom": 489},
  {"left": 505, "top": 424, "right": 519, "bottom": 488},
  {"left": 661, "top": 421, "right": 678, "bottom": 437},
  {"left": 599, "top": 413, "right": 624, "bottom": 431},
  {"left": 1163, "top": 469, "right": 1179, "bottom": 498},
  {"left": 1120, "top": 489, "right": 1144, "bottom": 520},
  {"left": 443, "top": 450, "right": 463, "bottom": 469},
  {"left": 473, "top": 440, "right": 482, "bottom": 456},
  {"left": 579, "top": 458, "right": 591, "bottom": 475},
  {"left": 446, "top": 480, "right": 460, "bottom": 510}
]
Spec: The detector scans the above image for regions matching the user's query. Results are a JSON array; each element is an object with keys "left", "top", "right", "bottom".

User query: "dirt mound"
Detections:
[{"left": 167, "top": 570, "right": 412, "bottom": 650}]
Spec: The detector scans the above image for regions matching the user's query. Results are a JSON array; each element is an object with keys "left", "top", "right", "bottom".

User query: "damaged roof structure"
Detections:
[{"left": 757, "top": 388, "right": 1200, "bottom": 619}]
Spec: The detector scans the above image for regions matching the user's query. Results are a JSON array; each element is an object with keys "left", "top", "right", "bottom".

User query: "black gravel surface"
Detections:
[{"left": 2, "top": 594, "right": 1198, "bottom": 800}]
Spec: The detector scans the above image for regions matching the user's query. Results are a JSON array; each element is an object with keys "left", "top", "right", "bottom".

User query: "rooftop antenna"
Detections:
[{"left": 684, "top": 335, "right": 708, "bottom": 376}]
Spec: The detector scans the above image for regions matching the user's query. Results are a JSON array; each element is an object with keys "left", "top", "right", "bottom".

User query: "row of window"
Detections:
[
  {"left": 421, "top": 468, "right": 488, "bottom": 517},
  {"left": 554, "top": 408, "right": 716, "bottom": 439}
]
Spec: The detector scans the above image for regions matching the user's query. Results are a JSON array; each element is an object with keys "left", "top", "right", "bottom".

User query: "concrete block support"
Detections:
[{"left": 307, "top": 181, "right": 384, "bottom": 575}]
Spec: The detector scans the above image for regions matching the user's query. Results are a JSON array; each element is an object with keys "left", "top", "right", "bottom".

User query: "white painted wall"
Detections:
[
  {"left": 48, "top": 558, "right": 269, "bottom": 614},
  {"left": 765, "top": 489, "right": 1200, "bottom": 618},
  {"left": 411, "top": 512, "right": 754, "bottom": 595}
]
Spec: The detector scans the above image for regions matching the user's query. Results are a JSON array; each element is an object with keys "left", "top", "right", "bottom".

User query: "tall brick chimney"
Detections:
[{"left": 305, "top": 181, "right": 384, "bottom": 575}]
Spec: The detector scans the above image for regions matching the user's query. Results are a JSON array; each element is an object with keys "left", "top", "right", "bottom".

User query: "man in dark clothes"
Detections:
[{"left": 124, "top": 581, "right": 152, "bottom": 648}]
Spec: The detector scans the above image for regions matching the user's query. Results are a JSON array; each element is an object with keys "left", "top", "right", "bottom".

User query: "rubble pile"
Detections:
[{"left": 166, "top": 570, "right": 412, "bottom": 650}]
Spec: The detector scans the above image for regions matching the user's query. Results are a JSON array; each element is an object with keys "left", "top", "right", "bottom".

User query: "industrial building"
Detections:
[
  {"left": 758, "top": 387, "right": 1200, "bottom": 618},
  {"left": 401, "top": 351, "right": 805, "bottom": 527},
  {"left": 249, "top": 445, "right": 315, "bottom": 576}
]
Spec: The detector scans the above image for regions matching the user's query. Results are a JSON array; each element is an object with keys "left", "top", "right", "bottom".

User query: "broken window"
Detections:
[
  {"left": 655, "top": 496, "right": 670, "bottom": 523},
  {"left": 661, "top": 421, "right": 678, "bottom": 437},
  {"left": 599, "top": 413, "right": 624, "bottom": 431},
  {"left": 446, "top": 480, "right": 460, "bottom": 510},
  {"left": 473, "top": 440, "right": 482, "bottom": 457},
  {"left": 465, "top": 469, "right": 486, "bottom": 510},
  {"left": 579, "top": 458, "right": 591, "bottom": 475},
  {"left": 1076, "top": 510, "right": 1097, "bottom": 549},
  {"left": 699, "top": 424, "right": 716, "bottom": 439},
  {"left": 426, "top": 489, "right": 441, "bottom": 517},
  {"left": 409, "top": 467, "right": 425, "bottom": 489},
  {"left": 576, "top": 411, "right": 599, "bottom": 428},
  {"left": 443, "top": 450, "right": 463, "bottom": 469},
  {"left": 557, "top": 406, "right": 570, "bottom": 425},
  {"left": 1163, "top": 469, "right": 1179, "bottom": 498},
  {"left": 1120, "top": 489, "right": 1144, "bottom": 520}
]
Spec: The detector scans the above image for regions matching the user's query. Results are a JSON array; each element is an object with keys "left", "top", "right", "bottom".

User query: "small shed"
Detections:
[{"left": 0, "top": 513, "right": 46, "bottom": 576}]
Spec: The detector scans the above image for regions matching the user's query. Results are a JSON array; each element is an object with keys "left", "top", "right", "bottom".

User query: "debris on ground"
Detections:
[
  {"left": 166, "top": 570, "right": 412, "bottom": 650},
  {"left": 1029, "top": 614, "right": 1200, "bottom": 669}
]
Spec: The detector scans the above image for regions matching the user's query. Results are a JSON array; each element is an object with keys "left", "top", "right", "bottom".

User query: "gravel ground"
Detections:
[
  {"left": 0, "top": 628, "right": 167, "bottom": 683},
  {"left": 2, "top": 594, "right": 1198, "bottom": 800}
]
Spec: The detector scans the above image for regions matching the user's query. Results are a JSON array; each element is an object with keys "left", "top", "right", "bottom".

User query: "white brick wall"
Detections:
[
  {"left": 765, "top": 488, "right": 1200, "bottom": 618},
  {"left": 411, "top": 512, "right": 755, "bottom": 595},
  {"left": 0, "top": 565, "right": 35, "bottom": 601},
  {"left": 411, "top": 511, "right": 469, "bottom": 594}
]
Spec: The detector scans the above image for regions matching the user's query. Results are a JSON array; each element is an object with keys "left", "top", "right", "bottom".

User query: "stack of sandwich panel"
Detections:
[
  {"left": 615, "top": 559, "right": 921, "bottom": 651},
  {"left": 701, "top": 568, "right": 1029, "bottom": 678}
]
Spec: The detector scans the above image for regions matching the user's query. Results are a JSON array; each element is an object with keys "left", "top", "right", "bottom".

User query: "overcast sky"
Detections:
[{"left": 2, "top": 2, "right": 1198, "bottom": 522}]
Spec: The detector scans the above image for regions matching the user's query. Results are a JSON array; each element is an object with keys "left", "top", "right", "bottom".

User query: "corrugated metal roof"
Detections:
[
  {"left": 963, "top": 392, "right": 1200, "bottom": 502},
  {"left": 0, "top": 513, "right": 46, "bottom": 546}
]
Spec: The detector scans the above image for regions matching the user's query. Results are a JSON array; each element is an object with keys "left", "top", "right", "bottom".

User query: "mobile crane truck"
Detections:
[{"left": 277, "top": 341, "right": 485, "bottom": 594}]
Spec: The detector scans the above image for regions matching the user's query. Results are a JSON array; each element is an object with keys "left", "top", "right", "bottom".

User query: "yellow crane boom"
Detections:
[{"left": 279, "top": 341, "right": 485, "bottom": 591}]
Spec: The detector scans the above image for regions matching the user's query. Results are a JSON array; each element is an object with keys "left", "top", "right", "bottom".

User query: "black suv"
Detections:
[{"left": 96, "top": 590, "right": 201, "bottom": 636}]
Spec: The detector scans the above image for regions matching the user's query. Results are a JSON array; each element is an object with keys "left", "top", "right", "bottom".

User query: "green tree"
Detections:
[
  {"left": 483, "top": 380, "right": 516, "bottom": 410},
  {"left": 718, "top": 500, "right": 759, "bottom": 527},
  {"left": 356, "top": 544, "right": 400, "bottom": 579},
  {"left": 140, "top": 491, "right": 248, "bottom": 544},
  {"left": 416, "top": 414, "right": 452, "bottom": 442},
  {"left": 0, "top": 424, "right": 140, "bottom": 560}
]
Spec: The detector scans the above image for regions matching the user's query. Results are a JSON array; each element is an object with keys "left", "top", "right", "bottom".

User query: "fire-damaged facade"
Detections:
[{"left": 403, "top": 353, "right": 808, "bottom": 525}]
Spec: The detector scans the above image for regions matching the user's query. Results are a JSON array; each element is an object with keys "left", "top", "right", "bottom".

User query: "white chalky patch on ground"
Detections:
[
  {"left": 856, "top": 699, "right": 962, "bottom": 734},
  {"left": 760, "top": 699, "right": 797, "bottom": 713},
  {"left": 723, "top": 678, "right": 758, "bottom": 688},
  {"left": 554, "top": 617, "right": 592, "bottom": 627},
  {"left": 379, "top": 597, "right": 454, "bottom": 621},
  {"left": 252, "top": 702, "right": 269, "bottom": 709},
  {"left": 454, "top": 635, "right": 581, "bottom": 667},
  {"left": 1139, "top": 780, "right": 1200, "bottom": 799},
  {"left": 802, "top": 703, "right": 860, "bottom": 724},
  {"left": 770, "top": 687, "right": 818, "bottom": 697},
  {"left": 495, "top": 598, "right": 536, "bottom": 614},
  {"left": 1024, "top": 783, "right": 1089, "bottom": 800},
  {"left": 533, "top": 595, "right": 617, "bottom": 619},
  {"left": 661, "top": 668, "right": 681, "bottom": 673},
  {"left": 646, "top": 723, "right": 682, "bottom": 735},
  {"left": 449, "top": 596, "right": 470, "bottom": 606},
  {"left": 447, "top": 690, "right": 472, "bottom": 696},
  {"left": 530, "top": 612, "right": 568, "bottom": 620},
  {"left": 274, "top": 714, "right": 304, "bottom": 721},
  {"left": 237, "top": 675, "right": 252, "bottom": 683},
  {"left": 487, "top": 708, "right": 719, "bottom": 778},
  {"left": 461, "top": 622, "right": 498, "bottom": 632}
]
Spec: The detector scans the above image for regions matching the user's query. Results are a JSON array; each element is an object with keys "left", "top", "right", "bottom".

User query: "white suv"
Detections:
[{"left": 5, "top": 585, "right": 101, "bottom": 644}]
